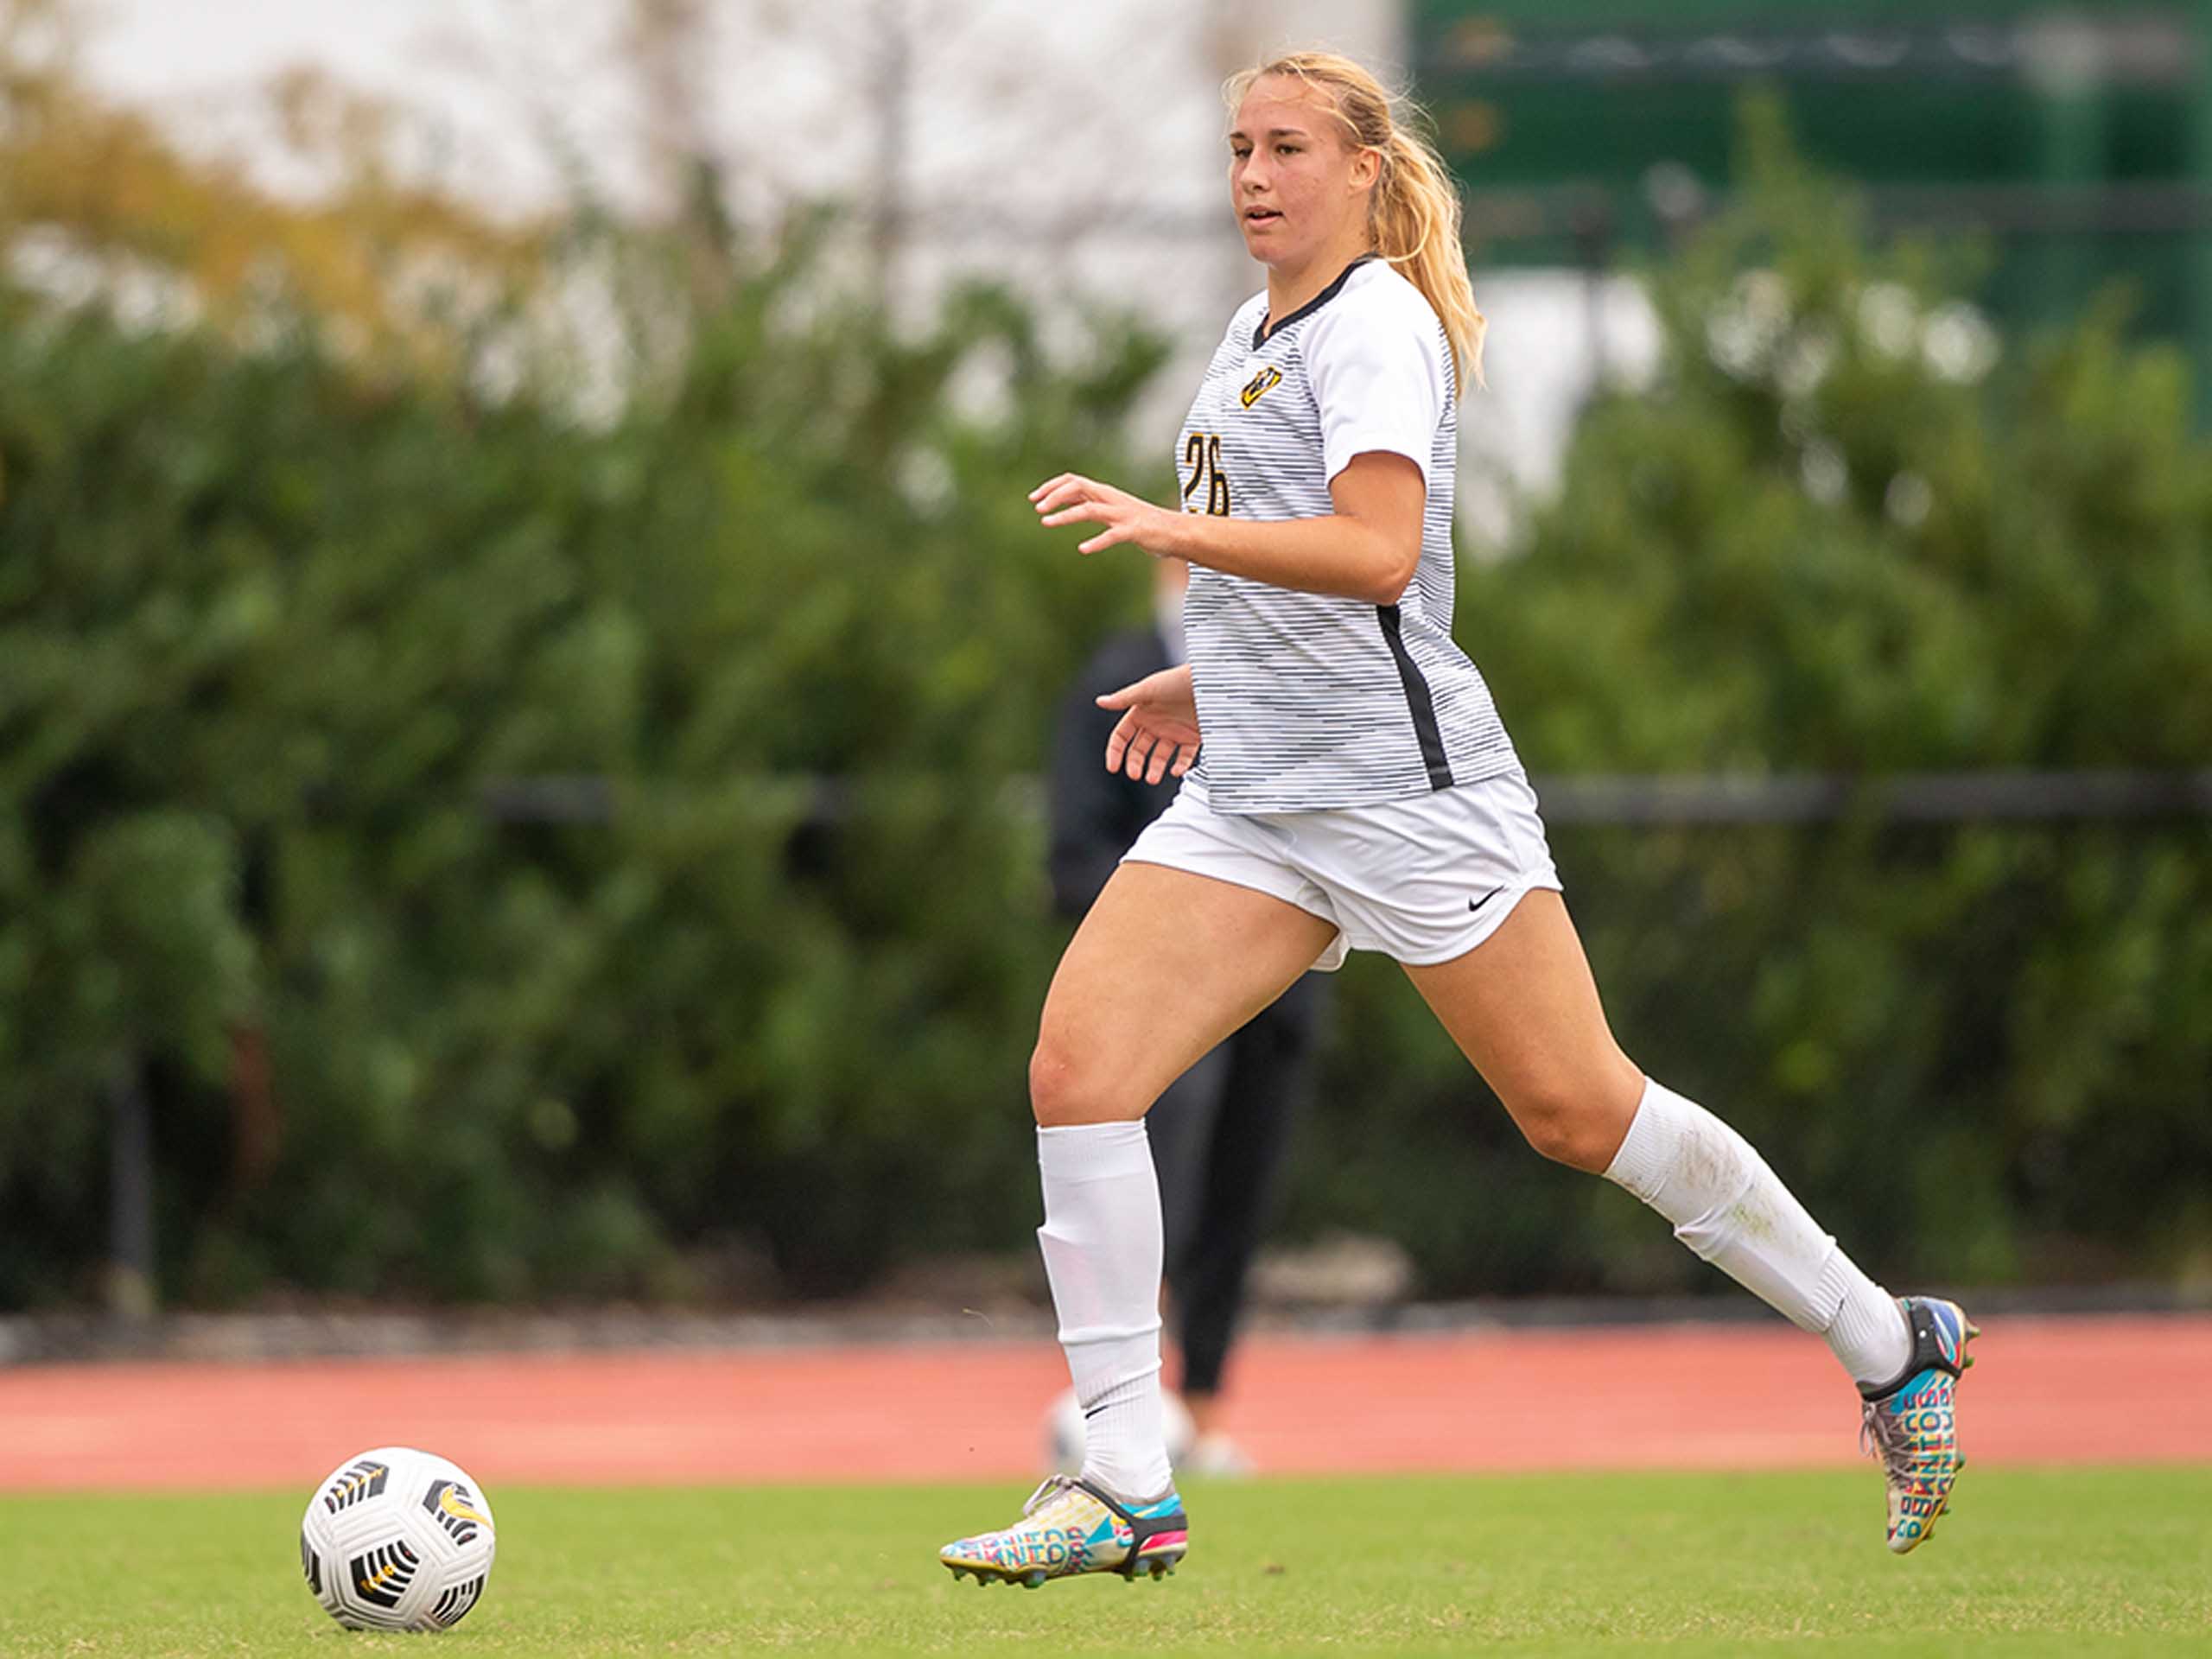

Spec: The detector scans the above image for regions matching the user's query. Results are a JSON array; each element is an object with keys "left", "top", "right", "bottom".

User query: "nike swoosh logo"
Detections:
[
  {"left": 439, "top": 1488, "right": 490, "bottom": 1526},
  {"left": 1467, "top": 887, "right": 1504, "bottom": 913}
]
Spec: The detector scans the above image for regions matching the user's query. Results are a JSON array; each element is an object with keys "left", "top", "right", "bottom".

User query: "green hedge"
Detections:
[
  {"left": 0, "top": 246, "right": 1167, "bottom": 1304},
  {"left": 1287, "top": 111, "right": 2212, "bottom": 1297},
  {"left": 3, "top": 112, "right": 2208, "bottom": 1308}
]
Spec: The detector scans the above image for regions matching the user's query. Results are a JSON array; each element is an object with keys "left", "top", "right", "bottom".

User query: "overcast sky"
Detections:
[{"left": 76, "top": 1, "right": 1318, "bottom": 218}]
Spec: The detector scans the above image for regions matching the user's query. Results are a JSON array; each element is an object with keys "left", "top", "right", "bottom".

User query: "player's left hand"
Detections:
[
  {"left": 1096, "top": 663, "right": 1200, "bottom": 784},
  {"left": 1030, "top": 474, "right": 1169, "bottom": 556}
]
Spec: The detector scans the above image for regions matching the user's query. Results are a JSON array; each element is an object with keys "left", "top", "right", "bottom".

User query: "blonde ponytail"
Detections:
[{"left": 1224, "top": 52, "right": 1486, "bottom": 394}]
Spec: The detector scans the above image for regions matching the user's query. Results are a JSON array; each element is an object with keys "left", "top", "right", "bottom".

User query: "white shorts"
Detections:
[{"left": 1122, "top": 770, "right": 1563, "bottom": 971}]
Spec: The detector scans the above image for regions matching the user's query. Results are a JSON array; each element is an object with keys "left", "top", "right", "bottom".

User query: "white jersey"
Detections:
[{"left": 1174, "top": 257, "right": 1518, "bottom": 812}]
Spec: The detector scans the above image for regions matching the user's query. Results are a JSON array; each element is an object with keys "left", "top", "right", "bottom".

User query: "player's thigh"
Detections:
[
  {"left": 1033, "top": 861, "right": 1338, "bottom": 1127},
  {"left": 1399, "top": 889, "right": 1645, "bottom": 1171}
]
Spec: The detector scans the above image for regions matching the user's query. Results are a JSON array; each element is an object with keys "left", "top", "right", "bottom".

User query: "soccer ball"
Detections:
[
  {"left": 299, "top": 1446, "right": 497, "bottom": 1632},
  {"left": 1043, "top": 1387, "right": 1196, "bottom": 1476}
]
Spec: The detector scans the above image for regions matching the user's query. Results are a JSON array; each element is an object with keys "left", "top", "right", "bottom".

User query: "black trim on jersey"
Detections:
[
  {"left": 1376, "top": 605, "right": 1454, "bottom": 791},
  {"left": 1253, "top": 254, "right": 1378, "bottom": 349}
]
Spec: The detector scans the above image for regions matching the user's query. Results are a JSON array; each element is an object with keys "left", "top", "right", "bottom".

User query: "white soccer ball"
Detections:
[
  {"left": 299, "top": 1446, "right": 497, "bottom": 1632},
  {"left": 1042, "top": 1387, "right": 1196, "bottom": 1477}
]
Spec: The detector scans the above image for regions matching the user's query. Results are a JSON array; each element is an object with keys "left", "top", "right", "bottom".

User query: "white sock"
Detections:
[
  {"left": 1826, "top": 1276, "right": 1916, "bottom": 1390},
  {"left": 1604, "top": 1077, "right": 1912, "bottom": 1387},
  {"left": 1036, "top": 1122, "right": 1173, "bottom": 1502}
]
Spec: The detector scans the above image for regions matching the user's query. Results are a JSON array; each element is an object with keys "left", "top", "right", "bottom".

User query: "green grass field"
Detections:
[{"left": 3, "top": 1470, "right": 2208, "bottom": 1656}]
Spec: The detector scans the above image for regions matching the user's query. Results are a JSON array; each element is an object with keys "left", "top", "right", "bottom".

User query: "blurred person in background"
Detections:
[
  {"left": 1045, "top": 555, "right": 1328, "bottom": 1481},
  {"left": 938, "top": 50, "right": 1975, "bottom": 1590}
]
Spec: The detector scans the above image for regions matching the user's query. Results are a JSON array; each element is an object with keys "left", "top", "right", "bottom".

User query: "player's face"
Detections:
[{"left": 1228, "top": 78, "right": 1375, "bottom": 267}]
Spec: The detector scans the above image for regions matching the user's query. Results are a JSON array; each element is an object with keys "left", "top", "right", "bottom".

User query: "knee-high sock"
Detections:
[
  {"left": 1604, "top": 1077, "right": 1911, "bottom": 1387},
  {"left": 1036, "top": 1122, "right": 1174, "bottom": 1501}
]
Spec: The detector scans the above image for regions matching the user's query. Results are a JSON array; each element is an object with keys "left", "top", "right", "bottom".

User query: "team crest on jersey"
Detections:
[
  {"left": 1239, "top": 365, "right": 1282, "bottom": 408},
  {"left": 422, "top": 1478, "right": 490, "bottom": 1545}
]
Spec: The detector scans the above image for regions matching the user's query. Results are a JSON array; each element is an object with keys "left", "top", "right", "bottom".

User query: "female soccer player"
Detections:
[{"left": 938, "top": 50, "right": 1974, "bottom": 1588}]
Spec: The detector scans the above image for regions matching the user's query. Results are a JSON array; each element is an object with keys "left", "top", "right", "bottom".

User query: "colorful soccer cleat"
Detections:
[
  {"left": 938, "top": 1475, "right": 1187, "bottom": 1587},
  {"left": 1859, "top": 1295, "right": 1978, "bottom": 1554}
]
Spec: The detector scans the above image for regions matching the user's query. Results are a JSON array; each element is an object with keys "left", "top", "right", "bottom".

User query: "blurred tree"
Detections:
[
  {"left": 0, "top": 2, "right": 1167, "bottom": 1306},
  {"left": 0, "top": 0, "right": 543, "bottom": 373}
]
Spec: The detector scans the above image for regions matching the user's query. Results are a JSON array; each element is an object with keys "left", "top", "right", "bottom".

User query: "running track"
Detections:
[{"left": 2, "top": 1315, "right": 2203, "bottom": 1491}]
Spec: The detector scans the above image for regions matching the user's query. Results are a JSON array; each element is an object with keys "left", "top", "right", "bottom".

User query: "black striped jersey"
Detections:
[{"left": 1175, "top": 256, "right": 1519, "bottom": 812}]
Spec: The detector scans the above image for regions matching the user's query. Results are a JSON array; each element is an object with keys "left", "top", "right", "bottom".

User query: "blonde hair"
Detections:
[{"left": 1224, "top": 51, "right": 1485, "bottom": 393}]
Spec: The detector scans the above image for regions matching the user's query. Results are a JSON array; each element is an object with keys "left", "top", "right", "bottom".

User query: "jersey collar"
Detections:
[{"left": 1252, "top": 252, "right": 1378, "bottom": 350}]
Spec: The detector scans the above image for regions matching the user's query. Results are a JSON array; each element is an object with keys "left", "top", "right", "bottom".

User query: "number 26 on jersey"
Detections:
[{"left": 1181, "top": 432, "right": 1231, "bottom": 517}]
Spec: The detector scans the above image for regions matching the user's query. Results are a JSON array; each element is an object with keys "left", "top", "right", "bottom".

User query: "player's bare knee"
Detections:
[
  {"left": 1028, "top": 1041, "right": 1133, "bottom": 1128},
  {"left": 1508, "top": 1084, "right": 1619, "bottom": 1173},
  {"left": 1509, "top": 1057, "right": 1644, "bottom": 1171}
]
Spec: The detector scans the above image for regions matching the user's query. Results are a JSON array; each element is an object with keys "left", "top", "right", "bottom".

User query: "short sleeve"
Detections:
[{"left": 1300, "top": 278, "right": 1448, "bottom": 493}]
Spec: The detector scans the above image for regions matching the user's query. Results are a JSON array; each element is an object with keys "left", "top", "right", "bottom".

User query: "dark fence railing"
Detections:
[{"left": 479, "top": 769, "right": 2212, "bottom": 829}]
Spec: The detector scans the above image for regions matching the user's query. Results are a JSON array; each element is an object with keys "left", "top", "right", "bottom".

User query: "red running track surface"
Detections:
[{"left": 1, "top": 1315, "right": 2203, "bottom": 1492}]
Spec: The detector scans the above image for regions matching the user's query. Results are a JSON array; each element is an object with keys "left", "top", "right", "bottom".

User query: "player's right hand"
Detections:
[{"left": 1097, "top": 664, "right": 1201, "bottom": 785}]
